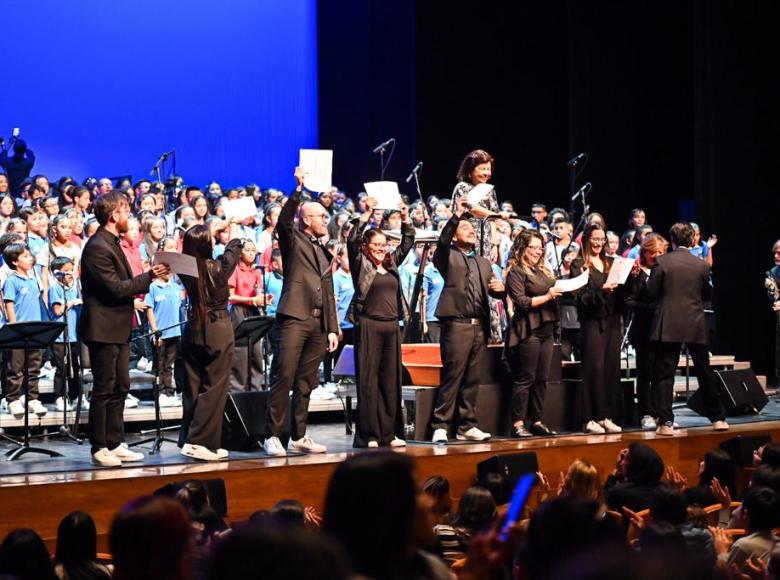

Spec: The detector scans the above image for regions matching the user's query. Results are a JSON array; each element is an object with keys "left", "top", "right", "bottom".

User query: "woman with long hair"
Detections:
[
  {"left": 178, "top": 219, "right": 241, "bottom": 461},
  {"left": 140, "top": 216, "right": 167, "bottom": 269},
  {"left": 347, "top": 196, "right": 414, "bottom": 448},
  {"left": 55, "top": 511, "right": 111, "bottom": 580},
  {"left": 685, "top": 448, "right": 737, "bottom": 507},
  {"left": 572, "top": 223, "right": 624, "bottom": 434},
  {"left": 560, "top": 459, "right": 606, "bottom": 507},
  {"left": 504, "top": 229, "right": 562, "bottom": 437}
]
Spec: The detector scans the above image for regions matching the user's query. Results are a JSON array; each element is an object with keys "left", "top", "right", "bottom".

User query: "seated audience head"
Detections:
[
  {"left": 562, "top": 459, "right": 604, "bottom": 504},
  {"left": 743, "top": 486, "right": 780, "bottom": 533},
  {"left": 451, "top": 485, "right": 498, "bottom": 533},
  {"left": 698, "top": 448, "right": 736, "bottom": 493},
  {"left": 0, "top": 528, "right": 57, "bottom": 580},
  {"left": 751, "top": 464, "right": 780, "bottom": 494},
  {"left": 649, "top": 484, "right": 688, "bottom": 526},
  {"left": 422, "top": 475, "right": 452, "bottom": 523},
  {"left": 269, "top": 499, "right": 306, "bottom": 528},
  {"left": 55, "top": 511, "right": 109, "bottom": 578},
  {"left": 759, "top": 443, "right": 780, "bottom": 469},
  {"left": 625, "top": 442, "right": 665, "bottom": 486}
]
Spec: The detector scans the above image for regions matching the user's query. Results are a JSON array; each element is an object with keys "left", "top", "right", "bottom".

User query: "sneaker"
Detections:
[
  {"left": 599, "top": 418, "right": 622, "bottom": 433},
  {"left": 124, "top": 393, "right": 139, "bottom": 409},
  {"left": 216, "top": 448, "right": 229, "bottom": 459},
  {"left": 656, "top": 422, "right": 675, "bottom": 436},
  {"left": 310, "top": 386, "right": 336, "bottom": 401},
  {"left": 136, "top": 357, "right": 150, "bottom": 371},
  {"left": 263, "top": 436, "right": 287, "bottom": 457},
  {"left": 432, "top": 428, "right": 448, "bottom": 444},
  {"left": 456, "top": 427, "right": 491, "bottom": 441},
  {"left": 181, "top": 443, "right": 220, "bottom": 461},
  {"left": 390, "top": 437, "right": 407, "bottom": 448},
  {"left": 55, "top": 397, "right": 73, "bottom": 412},
  {"left": 322, "top": 382, "right": 339, "bottom": 393},
  {"left": 584, "top": 420, "right": 606, "bottom": 434},
  {"left": 512, "top": 425, "right": 533, "bottom": 438},
  {"left": 28, "top": 399, "right": 48, "bottom": 417},
  {"left": 640, "top": 416, "right": 657, "bottom": 431},
  {"left": 73, "top": 396, "right": 89, "bottom": 411},
  {"left": 712, "top": 420, "right": 730, "bottom": 431},
  {"left": 158, "top": 393, "right": 178, "bottom": 408},
  {"left": 367, "top": 441, "right": 379, "bottom": 448},
  {"left": 8, "top": 399, "right": 25, "bottom": 419},
  {"left": 290, "top": 436, "right": 327, "bottom": 454},
  {"left": 110, "top": 443, "right": 144, "bottom": 462},
  {"left": 92, "top": 448, "right": 121, "bottom": 467}
]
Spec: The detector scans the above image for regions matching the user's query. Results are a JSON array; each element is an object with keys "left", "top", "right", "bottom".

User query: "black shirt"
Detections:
[
  {"left": 311, "top": 237, "right": 330, "bottom": 309},
  {"left": 464, "top": 253, "right": 486, "bottom": 319},
  {"left": 363, "top": 271, "right": 399, "bottom": 320},
  {"left": 181, "top": 238, "right": 242, "bottom": 313}
]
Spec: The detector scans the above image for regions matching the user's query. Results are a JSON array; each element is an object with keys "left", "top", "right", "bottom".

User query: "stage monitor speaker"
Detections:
[
  {"left": 719, "top": 435, "right": 771, "bottom": 468},
  {"left": 221, "top": 391, "right": 270, "bottom": 451},
  {"left": 476, "top": 452, "right": 539, "bottom": 504},
  {"left": 687, "top": 368, "right": 768, "bottom": 417}
]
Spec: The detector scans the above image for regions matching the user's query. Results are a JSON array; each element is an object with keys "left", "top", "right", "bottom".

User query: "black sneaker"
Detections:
[
  {"left": 530, "top": 422, "right": 557, "bottom": 437},
  {"left": 512, "top": 425, "right": 533, "bottom": 438}
]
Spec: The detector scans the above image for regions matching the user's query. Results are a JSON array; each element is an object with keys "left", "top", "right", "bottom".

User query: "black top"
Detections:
[
  {"left": 362, "top": 271, "right": 399, "bottom": 320},
  {"left": 506, "top": 265, "right": 559, "bottom": 347},
  {"left": 571, "top": 258, "right": 624, "bottom": 321},
  {"left": 463, "top": 254, "right": 487, "bottom": 319},
  {"left": 180, "top": 238, "right": 243, "bottom": 312}
]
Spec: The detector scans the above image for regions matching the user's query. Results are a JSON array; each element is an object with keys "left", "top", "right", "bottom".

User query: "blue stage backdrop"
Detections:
[{"left": 3, "top": 0, "right": 318, "bottom": 188}]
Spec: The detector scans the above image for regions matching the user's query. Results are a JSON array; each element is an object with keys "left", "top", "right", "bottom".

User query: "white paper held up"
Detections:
[
  {"left": 466, "top": 183, "right": 495, "bottom": 207},
  {"left": 154, "top": 252, "right": 199, "bottom": 278},
  {"left": 554, "top": 270, "right": 589, "bottom": 293},
  {"left": 364, "top": 181, "right": 402, "bottom": 210},
  {"left": 299, "top": 149, "right": 333, "bottom": 193},
  {"left": 222, "top": 197, "right": 257, "bottom": 222},
  {"left": 605, "top": 256, "right": 635, "bottom": 286}
]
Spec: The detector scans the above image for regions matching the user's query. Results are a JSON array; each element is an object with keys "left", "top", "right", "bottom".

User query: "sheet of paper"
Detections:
[
  {"left": 364, "top": 181, "right": 402, "bottom": 210},
  {"left": 299, "top": 149, "right": 333, "bottom": 193},
  {"left": 605, "top": 256, "right": 635, "bottom": 286},
  {"left": 383, "top": 228, "right": 440, "bottom": 242},
  {"left": 222, "top": 196, "right": 257, "bottom": 222},
  {"left": 466, "top": 183, "right": 495, "bottom": 207},
  {"left": 553, "top": 270, "right": 589, "bottom": 293},
  {"left": 154, "top": 252, "right": 199, "bottom": 278}
]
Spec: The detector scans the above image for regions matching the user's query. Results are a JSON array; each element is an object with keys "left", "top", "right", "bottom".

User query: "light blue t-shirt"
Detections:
[
  {"left": 3, "top": 271, "right": 44, "bottom": 322},
  {"left": 49, "top": 282, "right": 80, "bottom": 342},
  {"left": 333, "top": 269, "right": 355, "bottom": 329},
  {"left": 262, "top": 271, "right": 284, "bottom": 318},
  {"left": 144, "top": 278, "right": 184, "bottom": 339},
  {"left": 400, "top": 260, "right": 444, "bottom": 323}
]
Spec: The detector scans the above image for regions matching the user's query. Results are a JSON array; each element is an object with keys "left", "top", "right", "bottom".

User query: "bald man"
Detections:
[{"left": 263, "top": 168, "right": 339, "bottom": 456}]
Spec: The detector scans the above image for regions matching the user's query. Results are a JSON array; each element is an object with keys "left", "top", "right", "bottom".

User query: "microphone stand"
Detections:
[{"left": 374, "top": 139, "right": 395, "bottom": 180}]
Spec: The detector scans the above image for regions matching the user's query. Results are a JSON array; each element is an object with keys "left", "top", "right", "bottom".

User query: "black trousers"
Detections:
[
  {"left": 86, "top": 341, "right": 130, "bottom": 453},
  {"left": 432, "top": 321, "right": 484, "bottom": 434},
  {"left": 229, "top": 304, "right": 263, "bottom": 391},
  {"left": 151, "top": 337, "right": 180, "bottom": 395},
  {"left": 633, "top": 334, "right": 657, "bottom": 418},
  {"left": 508, "top": 327, "right": 555, "bottom": 425},
  {"left": 6, "top": 348, "right": 42, "bottom": 401},
  {"left": 354, "top": 318, "right": 402, "bottom": 447},
  {"left": 653, "top": 341, "right": 725, "bottom": 424},
  {"left": 180, "top": 313, "right": 234, "bottom": 450},
  {"left": 580, "top": 315, "right": 622, "bottom": 423},
  {"left": 425, "top": 321, "right": 441, "bottom": 344},
  {"left": 266, "top": 315, "right": 327, "bottom": 440},
  {"left": 52, "top": 342, "right": 82, "bottom": 400}
]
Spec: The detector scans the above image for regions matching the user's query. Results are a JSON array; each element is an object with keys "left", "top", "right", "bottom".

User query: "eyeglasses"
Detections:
[
  {"left": 305, "top": 214, "right": 328, "bottom": 221},
  {"left": 527, "top": 244, "right": 543, "bottom": 250},
  {"left": 368, "top": 243, "right": 387, "bottom": 249}
]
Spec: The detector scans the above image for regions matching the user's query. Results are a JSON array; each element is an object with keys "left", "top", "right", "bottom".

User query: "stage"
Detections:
[{"left": 1, "top": 400, "right": 779, "bottom": 550}]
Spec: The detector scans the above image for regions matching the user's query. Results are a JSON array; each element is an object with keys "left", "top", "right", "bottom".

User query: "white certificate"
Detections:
[
  {"left": 222, "top": 196, "right": 257, "bottom": 222},
  {"left": 364, "top": 181, "right": 402, "bottom": 210},
  {"left": 553, "top": 270, "right": 589, "bottom": 293},
  {"left": 154, "top": 251, "right": 199, "bottom": 278},
  {"left": 466, "top": 183, "right": 494, "bottom": 207},
  {"left": 299, "top": 149, "right": 333, "bottom": 193},
  {"left": 605, "top": 256, "right": 635, "bottom": 286}
]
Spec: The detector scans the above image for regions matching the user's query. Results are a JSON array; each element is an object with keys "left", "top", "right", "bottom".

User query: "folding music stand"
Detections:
[
  {"left": 233, "top": 316, "right": 274, "bottom": 391},
  {"left": 0, "top": 321, "right": 66, "bottom": 460}
]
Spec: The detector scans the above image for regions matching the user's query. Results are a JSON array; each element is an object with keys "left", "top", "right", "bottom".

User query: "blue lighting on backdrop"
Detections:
[{"left": 2, "top": 0, "right": 318, "bottom": 188}]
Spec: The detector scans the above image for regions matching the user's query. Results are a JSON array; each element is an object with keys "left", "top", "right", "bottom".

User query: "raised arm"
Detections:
[
  {"left": 276, "top": 167, "right": 305, "bottom": 247},
  {"left": 433, "top": 214, "right": 459, "bottom": 274},
  {"left": 393, "top": 204, "right": 415, "bottom": 266}
]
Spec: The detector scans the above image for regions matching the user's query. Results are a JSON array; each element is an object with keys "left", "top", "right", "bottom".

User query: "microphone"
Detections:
[
  {"left": 567, "top": 153, "right": 587, "bottom": 166},
  {"left": 547, "top": 231, "right": 562, "bottom": 240},
  {"left": 149, "top": 151, "right": 172, "bottom": 176},
  {"left": 571, "top": 182, "right": 592, "bottom": 201},
  {"left": 372, "top": 138, "right": 395, "bottom": 155},
  {"left": 405, "top": 161, "right": 423, "bottom": 183}
]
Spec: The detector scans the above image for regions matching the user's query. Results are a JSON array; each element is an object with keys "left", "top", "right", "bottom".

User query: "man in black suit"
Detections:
[
  {"left": 430, "top": 198, "right": 505, "bottom": 444},
  {"left": 80, "top": 191, "right": 169, "bottom": 466},
  {"left": 646, "top": 222, "right": 728, "bottom": 436},
  {"left": 263, "top": 168, "right": 339, "bottom": 457}
]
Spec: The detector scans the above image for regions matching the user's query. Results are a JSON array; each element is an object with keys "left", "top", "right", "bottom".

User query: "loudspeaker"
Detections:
[
  {"left": 719, "top": 435, "right": 771, "bottom": 468},
  {"left": 476, "top": 452, "right": 539, "bottom": 504},
  {"left": 221, "top": 391, "right": 270, "bottom": 451},
  {"left": 687, "top": 368, "right": 768, "bottom": 417}
]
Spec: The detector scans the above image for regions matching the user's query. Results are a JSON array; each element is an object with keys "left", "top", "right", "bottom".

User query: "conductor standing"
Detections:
[{"left": 263, "top": 168, "right": 339, "bottom": 457}]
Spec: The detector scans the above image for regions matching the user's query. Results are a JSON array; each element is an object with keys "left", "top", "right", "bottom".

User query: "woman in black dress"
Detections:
[
  {"left": 348, "top": 196, "right": 415, "bottom": 448},
  {"left": 504, "top": 229, "right": 562, "bottom": 437},
  {"left": 572, "top": 223, "right": 624, "bottom": 434}
]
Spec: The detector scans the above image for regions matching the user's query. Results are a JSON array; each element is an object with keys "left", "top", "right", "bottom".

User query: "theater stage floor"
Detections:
[{"left": 0, "top": 400, "right": 779, "bottom": 547}]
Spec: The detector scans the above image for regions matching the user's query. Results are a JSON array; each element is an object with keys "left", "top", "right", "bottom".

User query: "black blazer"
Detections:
[
  {"left": 505, "top": 265, "right": 558, "bottom": 347},
  {"left": 624, "top": 269, "right": 656, "bottom": 342},
  {"left": 432, "top": 214, "right": 503, "bottom": 323},
  {"left": 274, "top": 189, "right": 339, "bottom": 334},
  {"left": 645, "top": 248, "right": 712, "bottom": 345},
  {"left": 79, "top": 227, "right": 153, "bottom": 344}
]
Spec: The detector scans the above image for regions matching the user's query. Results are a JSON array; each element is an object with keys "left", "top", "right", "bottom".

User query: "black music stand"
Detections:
[
  {"left": 234, "top": 316, "right": 274, "bottom": 391},
  {"left": 0, "top": 321, "right": 66, "bottom": 460}
]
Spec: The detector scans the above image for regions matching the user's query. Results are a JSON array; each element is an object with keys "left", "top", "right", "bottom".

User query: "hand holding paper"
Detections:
[
  {"left": 605, "top": 257, "right": 635, "bottom": 286},
  {"left": 364, "top": 181, "right": 402, "bottom": 210},
  {"left": 554, "top": 270, "right": 589, "bottom": 293},
  {"left": 299, "top": 149, "right": 333, "bottom": 193},
  {"left": 154, "top": 252, "right": 198, "bottom": 278},
  {"left": 466, "top": 183, "right": 495, "bottom": 208}
]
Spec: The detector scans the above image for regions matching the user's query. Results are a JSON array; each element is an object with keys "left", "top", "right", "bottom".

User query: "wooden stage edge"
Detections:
[{"left": 2, "top": 420, "right": 779, "bottom": 546}]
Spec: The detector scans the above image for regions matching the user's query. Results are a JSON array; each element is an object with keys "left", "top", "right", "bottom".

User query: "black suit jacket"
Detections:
[
  {"left": 432, "top": 214, "right": 501, "bottom": 323},
  {"left": 79, "top": 227, "right": 153, "bottom": 344},
  {"left": 645, "top": 248, "right": 712, "bottom": 344},
  {"left": 274, "top": 189, "right": 339, "bottom": 334}
]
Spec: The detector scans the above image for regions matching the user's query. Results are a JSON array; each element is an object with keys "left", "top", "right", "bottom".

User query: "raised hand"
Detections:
[
  {"left": 708, "top": 525, "right": 733, "bottom": 556},
  {"left": 293, "top": 166, "right": 305, "bottom": 190},
  {"left": 663, "top": 466, "right": 689, "bottom": 490},
  {"left": 710, "top": 477, "right": 732, "bottom": 508}
]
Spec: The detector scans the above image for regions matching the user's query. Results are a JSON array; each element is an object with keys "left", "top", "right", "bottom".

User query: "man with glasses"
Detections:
[
  {"left": 530, "top": 203, "right": 548, "bottom": 230},
  {"left": 263, "top": 167, "right": 339, "bottom": 457}
]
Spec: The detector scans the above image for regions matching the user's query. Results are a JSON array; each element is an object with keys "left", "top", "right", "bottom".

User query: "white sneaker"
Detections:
[
  {"left": 310, "top": 386, "right": 336, "bottom": 400},
  {"left": 92, "top": 448, "right": 121, "bottom": 467},
  {"left": 158, "top": 393, "right": 178, "bottom": 408},
  {"left": 124, "top": 393, "right": 139, "bottom": 409},
  {"left": 8, "top": 399, "right": 25, "bottom": 418},
  {"left": 110, "top": 443, "right": 144, "bottom": 462},
  {"left": 290, "top": 435, "right": 327, "bottom": 454},
  {"left": 367, "top": 441, "right": 379, "bottom": 448},
  {"left": 640, "top": 416, "right": 657, "bottom": 431},
  {"left": 73, "top": 396, "right": 89, "bottom": 411},
  {"left": 322, "top": 382, "right": 339, "bottom": 393},
  {"left": 28, "top": 399, "right": 48, "bottom": 417},
  {"left": 585, "top": 420, "right": 606, "bottom": 434},
  {"left": 55, "top": 397, "right": 72, "bottom": 412},
  {"left": 390, "top": 437, "right": 407, "bottom": 447},
  {"left": 216, "top": 448, "right": 229, "bottom": 459},
  {"left": 599, "top": 418, "right": 622, "bottom": 433},
  {"left": 456, "top": 427, "right": 491, "bottom": 441},
  {"left": 136, "top": 357, "right": 149, "bottom": 371},
  {"left": 181, "top": 443, "right": 220, "bottom": 461},
  {"left": 432, "top": 428, "right": 448, "bottom": 444},
  {"left": 263, "top": 436, "right": 287, "bottom": 457},
  {"left": 712, "top": 420, "right": 730, "bottom": 431}
]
